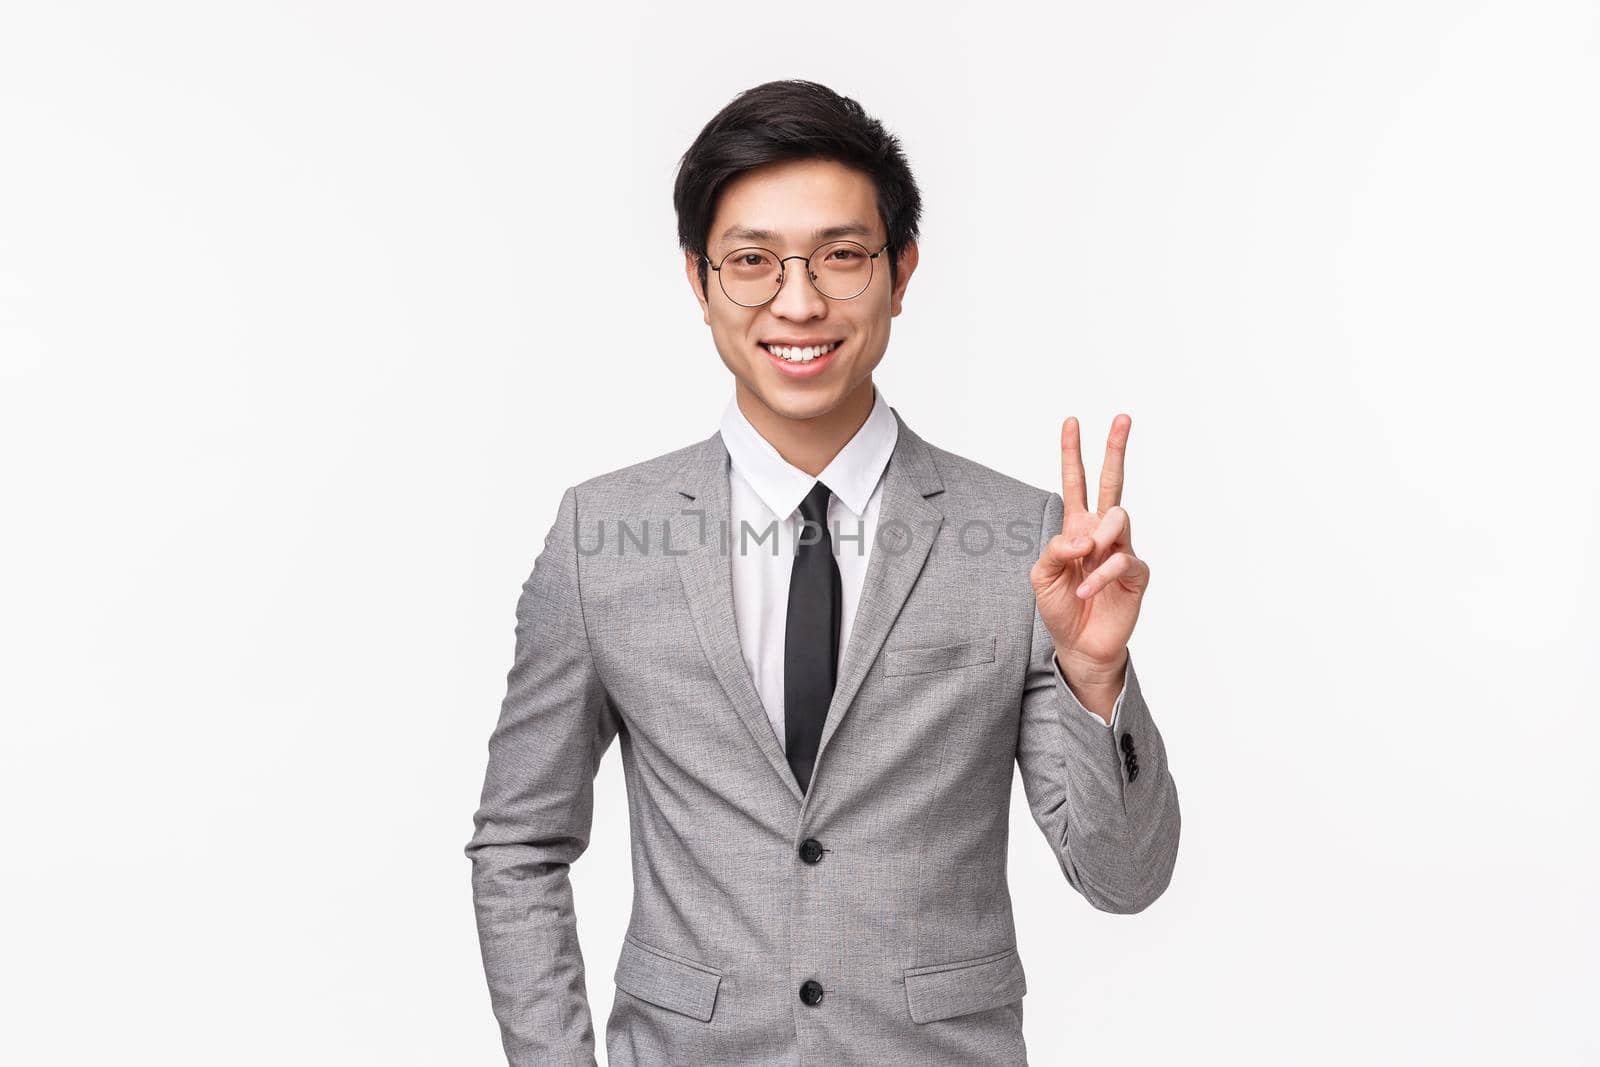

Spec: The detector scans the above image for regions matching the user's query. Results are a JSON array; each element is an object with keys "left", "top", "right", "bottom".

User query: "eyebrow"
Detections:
[{"left": 717, "top": 221, "right": 877, "bottom": 246}]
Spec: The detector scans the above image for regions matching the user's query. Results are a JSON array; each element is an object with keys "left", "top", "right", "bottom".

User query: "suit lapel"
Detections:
[
  {"left": 666, "top": 407, "right": 946, "bottom": 805},
  {"left": 813, "top": 408, "right": 944, "bottom": 780},
  {"left": 669, "top": 431, "right": 806, "bottom": 804}
]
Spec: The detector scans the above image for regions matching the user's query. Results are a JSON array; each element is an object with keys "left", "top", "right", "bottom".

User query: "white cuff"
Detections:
[{"left": 1052, "top": 653, "right": 1126, "bottom": 730}]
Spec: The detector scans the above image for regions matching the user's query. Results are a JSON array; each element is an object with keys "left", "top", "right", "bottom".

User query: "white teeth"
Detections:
[{"left": 764, "top": 341, "right": 839, "bottom": 363}]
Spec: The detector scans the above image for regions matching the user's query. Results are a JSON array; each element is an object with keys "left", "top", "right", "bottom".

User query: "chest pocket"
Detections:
[{"left": 883, "top": 635, "right": 997, "bottom": 677}]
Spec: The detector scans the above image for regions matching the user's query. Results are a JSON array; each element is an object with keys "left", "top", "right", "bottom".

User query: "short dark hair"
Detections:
[{"left": 674, "top": 80, "right": 923, "bottom": 298}]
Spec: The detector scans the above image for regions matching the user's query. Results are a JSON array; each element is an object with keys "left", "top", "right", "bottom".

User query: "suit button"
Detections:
[
  {"left": 799, "top": 979, "right": 824, "bottom": 1006},
  {"left": 799, "top": 838, "right": 825, "bottom": 864},
  {"left": 1128, "top": 764, "right": 1140, "bottom": 781},
  {"left": 1120, "top": 732, "right": 1135, "bottom": 754}
]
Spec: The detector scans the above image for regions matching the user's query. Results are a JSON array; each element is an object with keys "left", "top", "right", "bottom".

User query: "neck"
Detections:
[{"left": 735, "top": 378, "right": 876, "bottom": 477}]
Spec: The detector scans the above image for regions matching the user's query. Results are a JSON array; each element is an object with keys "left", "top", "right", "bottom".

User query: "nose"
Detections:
[{"left": 768, "top": 258, "right": 828, "bottom": 321}]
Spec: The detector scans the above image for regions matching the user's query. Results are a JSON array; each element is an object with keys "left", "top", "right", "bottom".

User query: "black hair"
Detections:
[{"left": 673, "top": 80, "right": 923, "bottom": 299}]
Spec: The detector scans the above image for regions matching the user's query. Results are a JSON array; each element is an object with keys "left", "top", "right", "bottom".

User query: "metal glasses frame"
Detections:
[{"left": 704, "top": 239, "right": 890, "bottom": 307}]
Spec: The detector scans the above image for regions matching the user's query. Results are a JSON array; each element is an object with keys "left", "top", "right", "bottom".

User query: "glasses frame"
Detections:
[{"left": 705, "top": 239, "right": 890, "bottom": 308}]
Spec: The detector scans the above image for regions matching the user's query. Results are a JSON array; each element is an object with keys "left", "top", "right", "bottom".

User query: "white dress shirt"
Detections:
[{"left": 718, "top": 384, "right": 1119, "bottom": 752}]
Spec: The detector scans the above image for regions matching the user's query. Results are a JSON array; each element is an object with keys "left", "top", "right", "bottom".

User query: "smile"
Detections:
[{"left": 761, "top": 340, "right": 841, "bottom": 363}]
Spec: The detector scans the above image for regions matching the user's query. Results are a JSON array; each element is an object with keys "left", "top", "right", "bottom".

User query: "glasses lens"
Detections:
[
  {"left": 810, "top": 241, "right": 874, "bottom": 300},
  {"left": 719, "top": 247, "right": 781, "bottom": 306}
]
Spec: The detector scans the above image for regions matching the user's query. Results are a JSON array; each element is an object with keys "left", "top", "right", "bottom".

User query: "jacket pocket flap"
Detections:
[
  {"left": 903, "top": 945, "right": 1026, "bottom": 1024},
  {"left": 614, "top": 936, "right": 722, "bottom": 1022},
  {"left": 884, "top": 635, "right": 997, "bottom": 677}
]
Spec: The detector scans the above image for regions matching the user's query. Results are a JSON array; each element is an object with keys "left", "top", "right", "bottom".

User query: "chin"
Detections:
[
  {"left": 749, "top": 379, "right": 848, "bottom": 421},
  {"left": 755, "top": 390, "right": 829, "bottom": 419}
]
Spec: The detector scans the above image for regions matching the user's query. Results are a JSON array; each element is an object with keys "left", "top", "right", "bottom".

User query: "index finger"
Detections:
[
  {"left": 1097, "top": 413, "right": 1131, "bottom": 514},
  {"left": 1061, "top": 416, "right": 1088, "bottom": 521}
]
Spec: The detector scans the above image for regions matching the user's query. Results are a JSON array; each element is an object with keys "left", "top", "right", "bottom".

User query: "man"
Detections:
[{"left": 467, "top": 79, "right": 1179, "bottom": 1066}]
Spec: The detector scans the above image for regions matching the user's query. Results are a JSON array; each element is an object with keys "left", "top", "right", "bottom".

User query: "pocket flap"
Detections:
[
  {"left": 613, "top": 935, "right": 722, "bottom": 1022},
  {"left": 903, "top": 945, "right": 1026, "bottom": 1024},
  {"left": 884, "top": 635, "right": 997, "bottom": 677}
]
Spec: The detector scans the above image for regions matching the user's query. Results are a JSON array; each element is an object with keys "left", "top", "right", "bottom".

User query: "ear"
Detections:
[
  {"left": 889, "top": 240, "right": 919, "bottom": 318},
  {"left": 685, "top": 250, "right": 711, "bottom": 324}
]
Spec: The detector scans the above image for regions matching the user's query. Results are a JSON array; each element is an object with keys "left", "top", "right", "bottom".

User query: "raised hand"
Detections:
[{"left": 1030, "top": 415, "right": 1151, "bottom": 691}]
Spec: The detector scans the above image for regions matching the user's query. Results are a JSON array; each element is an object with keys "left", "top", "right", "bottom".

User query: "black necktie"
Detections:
[{"left": 784, "top": 480, "right": 842, "bottom": 795}]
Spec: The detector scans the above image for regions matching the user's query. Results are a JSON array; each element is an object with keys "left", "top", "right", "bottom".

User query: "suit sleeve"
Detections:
[
  {"left": 466, "top": 485, "right": 622, "bottom": 1065},
  {"left": 1015, "top": 490, "right": 1180, "bottom": 914}
]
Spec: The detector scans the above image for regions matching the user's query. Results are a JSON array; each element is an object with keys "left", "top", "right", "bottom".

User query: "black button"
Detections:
[
  {"left": 800, "top": 979, "right": 824, "bottom": 1006},
  {"left": 799, "top": 838, "right": 825, "bottom": 865},
  {"left": 1120, "top": 732, "right": 1135, "bottom": 754},
  {"left": 1128, "top": 764, "right": 1140, "bottom": 781}
]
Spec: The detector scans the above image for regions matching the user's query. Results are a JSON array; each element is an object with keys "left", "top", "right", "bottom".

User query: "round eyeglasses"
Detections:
[{"left": 706, "top": 240, "right": 889, "bottom": 308}]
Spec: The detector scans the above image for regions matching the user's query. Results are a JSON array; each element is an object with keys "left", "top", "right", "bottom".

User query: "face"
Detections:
[{"left": 685, "top": 157, "right": 918, "bottom": 425}]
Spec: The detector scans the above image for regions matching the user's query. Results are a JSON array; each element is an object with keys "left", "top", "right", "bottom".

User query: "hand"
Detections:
[{"left": 1030, "top": 414, "right": 1151, "bottom": 685}]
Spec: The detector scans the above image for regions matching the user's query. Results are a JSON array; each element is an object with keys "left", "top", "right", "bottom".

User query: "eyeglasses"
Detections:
[{"left": 705, "top": 239, "right": 889, "bottom": 308}]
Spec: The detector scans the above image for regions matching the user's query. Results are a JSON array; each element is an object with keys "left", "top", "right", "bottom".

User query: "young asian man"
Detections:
[{"left": 467, "top": 79, "right": 1180, "bottom": 1067}]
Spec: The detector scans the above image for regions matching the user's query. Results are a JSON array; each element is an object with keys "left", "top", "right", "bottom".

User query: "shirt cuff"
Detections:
[{"left": 1052, "top": 653, "right": 1125, "bottom": 730}]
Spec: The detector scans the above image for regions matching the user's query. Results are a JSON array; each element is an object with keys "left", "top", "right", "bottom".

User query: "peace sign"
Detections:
[{"left": 1030, "top": 415, "right": 1151, "bottom": 702}]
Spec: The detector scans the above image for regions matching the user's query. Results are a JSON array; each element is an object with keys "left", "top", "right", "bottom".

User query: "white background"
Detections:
[{"left": 2, "top": 2, "right": 1596, "bottom": 1064}]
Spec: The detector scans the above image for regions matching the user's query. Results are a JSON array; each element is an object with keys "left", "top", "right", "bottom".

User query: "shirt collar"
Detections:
[{"left": 718, "top": 384, "right": 899, "bottom": 522}]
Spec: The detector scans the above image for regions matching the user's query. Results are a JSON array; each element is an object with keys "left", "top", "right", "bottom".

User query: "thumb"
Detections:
[{"left": 1033, "top": 533, "right": 1091, "bottom": 587}]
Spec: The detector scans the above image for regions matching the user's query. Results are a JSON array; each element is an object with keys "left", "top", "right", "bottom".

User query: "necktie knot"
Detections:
[{"left": 798, "top": 480, "right": 833, "bottom": 526}]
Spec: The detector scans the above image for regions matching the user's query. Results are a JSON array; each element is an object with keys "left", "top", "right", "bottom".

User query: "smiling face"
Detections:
[{"left": 686, "top": 157, "right": 918, "bottom": 428}]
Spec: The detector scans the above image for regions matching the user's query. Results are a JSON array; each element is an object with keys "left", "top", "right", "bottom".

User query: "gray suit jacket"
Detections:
[{"left": 467, "top": 407, "right": 1180, "bottom": 1066}]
